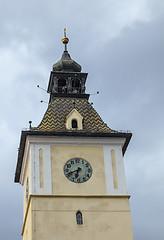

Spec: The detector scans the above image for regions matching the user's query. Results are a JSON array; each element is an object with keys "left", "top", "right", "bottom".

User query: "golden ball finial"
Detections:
[
  {"left": 62, "top": 37, "right": 69, "bottom": 44},
  {"left": 62, "top": 28, "right": 69, "bottom": 45}
]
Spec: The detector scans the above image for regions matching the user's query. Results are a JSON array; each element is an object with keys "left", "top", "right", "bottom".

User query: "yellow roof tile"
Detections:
[{"left": 32, "top": 98, "right": 116, "bottom": 133}]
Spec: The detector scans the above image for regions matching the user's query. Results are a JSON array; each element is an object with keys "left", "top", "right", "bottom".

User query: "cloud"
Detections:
[
  {"left": 87, "top": 15, "right": 164, "bottom": 240},
  {"left": 0, "top": 0, "right": 164, "bottom": 239}
]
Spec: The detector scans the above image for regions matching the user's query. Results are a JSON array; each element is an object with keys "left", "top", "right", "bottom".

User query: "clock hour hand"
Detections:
[
  {"left": 75, "top": 167, "right": 82, "bottom": 178},
  {"left": 67, "top": 167, "right": 82, "bottom": 178}
]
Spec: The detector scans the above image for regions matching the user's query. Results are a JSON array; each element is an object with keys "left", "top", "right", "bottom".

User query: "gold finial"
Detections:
[{"left": 62, "top": 28, "right": 69, "bottom": 51}]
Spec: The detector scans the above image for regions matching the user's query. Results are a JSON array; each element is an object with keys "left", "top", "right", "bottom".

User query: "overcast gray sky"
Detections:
[{"left": 0, "top": 0, "right": 164, "bottom": 239}]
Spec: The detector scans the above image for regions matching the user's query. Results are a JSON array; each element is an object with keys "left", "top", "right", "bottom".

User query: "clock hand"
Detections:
[
  {"left": 77, "top": 167, "right": 82, "bottom": 172},
  {"left": 67, "top": 167, "right": 82, "bottom": 177},
  {"left": 75, "top": 167, "right": 82, "bottom": 178},
  {"left": 67, "top": 170, "right": 76, "bottom": 176}
]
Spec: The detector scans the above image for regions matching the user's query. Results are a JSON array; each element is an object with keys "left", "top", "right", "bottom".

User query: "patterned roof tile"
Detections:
[{"left": 32, "top": 98, "right": 116, "bottom": 133}]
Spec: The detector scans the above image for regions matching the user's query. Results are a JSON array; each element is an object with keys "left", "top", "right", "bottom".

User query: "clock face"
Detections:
[{"left": 64, "top": 158, "right": 92, "bottom": 183}]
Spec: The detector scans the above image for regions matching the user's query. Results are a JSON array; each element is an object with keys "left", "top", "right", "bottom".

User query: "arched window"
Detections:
[
  {"left": 72, "top": 78, "right": 81, "bottom": 93},
  {"left": 76, "top": 211, "right": 83, "bottom": 225},
  {"left": 72, "top": 119, "right": 78, "bottom": 129},
  {"left": 58, "top": 78, "right": 67, "bottom": 93}
]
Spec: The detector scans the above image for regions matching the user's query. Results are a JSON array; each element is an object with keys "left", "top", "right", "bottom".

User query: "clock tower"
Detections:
[{"left": 15, "top": 30, "right": 134, "bottom": 240}]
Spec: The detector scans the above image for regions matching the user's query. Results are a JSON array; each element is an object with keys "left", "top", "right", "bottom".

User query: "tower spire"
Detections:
[{"left": 62, "top": 28, "right": 69, "bottom": 52}]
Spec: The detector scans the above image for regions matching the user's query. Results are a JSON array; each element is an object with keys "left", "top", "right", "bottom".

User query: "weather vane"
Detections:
[{"left": 62, "top": 28, "right": 69, "bottom": 51}]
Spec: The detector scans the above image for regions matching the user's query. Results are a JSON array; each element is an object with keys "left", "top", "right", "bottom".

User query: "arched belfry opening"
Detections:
[
  {"left": 58, "top": 78, "right": 67, "bottom": 93},
  {"left": 72, "top": 78, "right": 81, "bottom": 93},
  {"left": 76, "top": 211, "right": 83, "bottom": 225}
]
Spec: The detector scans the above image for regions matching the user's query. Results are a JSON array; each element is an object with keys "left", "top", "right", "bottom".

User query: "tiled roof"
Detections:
[{"left": 32, "top": 98, "right": 116, "bottom": 133}]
